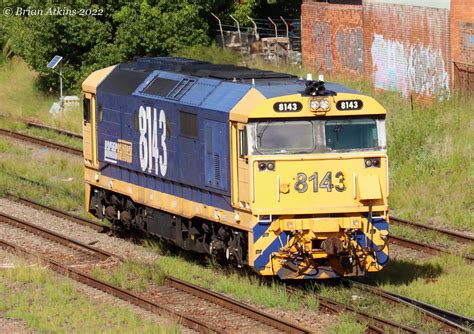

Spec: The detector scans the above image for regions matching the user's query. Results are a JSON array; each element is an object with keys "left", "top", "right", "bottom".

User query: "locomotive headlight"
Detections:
[
  {"left": 365, "top": 159, "right": 373, "bottom": 167},
  {"left": 320, "top": 98, "right": 330, "bottom": 110},
  {"left": 309, "top": 99, "right": 320, "bottom": 111}
]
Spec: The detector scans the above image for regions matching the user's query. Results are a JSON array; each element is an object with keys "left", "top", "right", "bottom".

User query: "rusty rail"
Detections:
[
  {"left": 0, "top": 238, "right": 217, "bottom": 333},
  {"left": 0, "top": 128, "right": 82, "bottom": 156},
  {"left": 0, "top": 212, "right": 115, "bottom": 261},
  {"left": 286, "top": 286, "right": 418, "bottom": 333},
  {"left": 6, "top": 193, "right": 107, "bottom": 233},
  {"left": 168, "top": 277, "right": 310, "bottom": 334},
  {"left": 26, "top": 121, "right": 83, "bottom": 139},
  {"left": 390, "top": 216, "right": 474, "bottom": 244},
  {"left": 346, "top": 280, "right": 473, "bottom": 332},
  {"left": 390, "top": 235, "right": 474, "bottom": 263},
  {"left": 0, "top": 211, "right": 311, "bottom": 333}
]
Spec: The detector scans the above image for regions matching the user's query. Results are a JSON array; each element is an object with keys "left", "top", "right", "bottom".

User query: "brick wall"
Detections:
[
  {"left": 302, "top": 2, "right": 364, "bottom": 75},
  {"left": 364, "top": 2, "right": 451, "bottom": 97},
  {"left": 450, "top": 0, "right": 474, "bottom": 91},
  {"left": 301, "top": 0, "right": 472, "bottom": 97}
]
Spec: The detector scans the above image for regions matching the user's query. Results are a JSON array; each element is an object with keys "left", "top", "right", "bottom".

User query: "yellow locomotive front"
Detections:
[{"left": 230, "top": 84, "right": 389, "bottom": 279}]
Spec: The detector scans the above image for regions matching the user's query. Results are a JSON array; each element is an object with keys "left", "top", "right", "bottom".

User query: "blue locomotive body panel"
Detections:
[{"left": 94, "top": 66, "right": 251, "bottom": 212}]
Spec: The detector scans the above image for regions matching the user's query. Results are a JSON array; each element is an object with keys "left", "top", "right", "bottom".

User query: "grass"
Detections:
[
  {"left": 0, "top": 56, "right": 82, "bottom": 133},
  {"left": 0, "top": 137, "right": 84, "bottom": 213},
  {"left": 318, "top": 282, "right": 440, "bottom": 332},
  {"left": 0, "top": 263, "right": 179, "bottom": 333},
  {"left": 370, "top": 255, "right": 474, "bottom": 317},
  {"left": 0, "top": 116, "right": 83, "bottom": 150},
  {"left": 326, "top": 313, "right": 367, "bottom": 334},
  {"left": 91, "top": 261, "right": 166, "bottom": 291}
]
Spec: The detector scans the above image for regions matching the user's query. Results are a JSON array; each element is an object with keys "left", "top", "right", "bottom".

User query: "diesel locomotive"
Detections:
[{"left": 82, "top": 57, "right": 389, "bottom": 279}]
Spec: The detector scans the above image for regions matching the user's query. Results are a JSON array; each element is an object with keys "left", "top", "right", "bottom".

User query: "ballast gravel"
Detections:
[
  {"left": 0, "top": 198, "right": 159, "bottom": 263},
  {"left": 0, "top": 198, "right": 335, "bottom": 333}
]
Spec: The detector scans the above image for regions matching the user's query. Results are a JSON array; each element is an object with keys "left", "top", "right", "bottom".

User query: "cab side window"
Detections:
[
  {"left": 239, "top": 127, "right": 248, "bottom": 158},
  {"left": 83, "top": 97, "right": 91, "bottom": 123}
]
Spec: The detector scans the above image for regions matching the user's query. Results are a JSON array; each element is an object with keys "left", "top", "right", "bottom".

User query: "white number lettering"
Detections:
[
  {"left": 139, "top": 106, "right": 148, "bottom": 171},
  {"left": 138, "top": 106, "right": 168, "bottom": 176},
  {"left": 159, "top": 109, "right": 167, "bottom": 176},
  {"left": 152, "top": 108, "right": 159, "bottom": 174}
]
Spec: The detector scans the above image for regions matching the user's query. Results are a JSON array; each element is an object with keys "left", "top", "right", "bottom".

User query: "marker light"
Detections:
[
  {"left": 320, "top": 98, "right": 330, "bottom": 110},
  {"left": 310, "top": 99, "right": 320, "bottom": 110}
]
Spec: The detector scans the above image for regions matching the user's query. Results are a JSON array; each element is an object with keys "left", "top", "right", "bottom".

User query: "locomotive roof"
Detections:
[{"left": 93, "top": 57, "right": 361, "bottom": 112}]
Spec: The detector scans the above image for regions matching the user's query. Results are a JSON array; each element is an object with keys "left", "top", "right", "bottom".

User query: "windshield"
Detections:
[
  {"left": 256, "top": 121, "right": 314, "bottom": 153},
  {"left": 325, "top": 119, "right": 378, "bottom": 150},
  {"left": 249, "top": 117, "right": 386, "bottom": 155}
]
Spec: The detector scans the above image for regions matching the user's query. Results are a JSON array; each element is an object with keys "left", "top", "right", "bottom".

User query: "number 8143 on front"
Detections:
[{"left": 294, "top": 171, "right": 346, "bottom": 193}]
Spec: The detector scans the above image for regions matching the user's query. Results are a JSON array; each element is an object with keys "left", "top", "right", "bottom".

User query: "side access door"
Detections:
[
  {"left": 82, "top": 93, "right": 98, "bottom": 168},
  {"left": 231, "top": 122, "right": 250, "bottom": 207}
]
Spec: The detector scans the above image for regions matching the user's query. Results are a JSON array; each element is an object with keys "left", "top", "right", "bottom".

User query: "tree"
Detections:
[{"left": 1, "top": 0, "right": 209, "bottom": 92}]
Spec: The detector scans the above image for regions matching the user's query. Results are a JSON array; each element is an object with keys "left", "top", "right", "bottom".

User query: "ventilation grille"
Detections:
[
  {"left": 214, "top": 154, "right": 221, "bottom": 186},
  {"left": 141, "top": 77, "right": 179, "bottom": 96},
  {"left": 167, "top": 78, "right": 195, "bottom": 100}
]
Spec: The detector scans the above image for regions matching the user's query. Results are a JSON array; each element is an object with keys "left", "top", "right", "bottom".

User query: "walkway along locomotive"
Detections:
[{"left": 82, "top": 58, "right": 389, "bottom": 279}]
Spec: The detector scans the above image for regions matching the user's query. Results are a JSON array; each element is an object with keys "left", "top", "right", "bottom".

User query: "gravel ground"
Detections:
[
  {"left": 0, "top": 318, "right": 36, "bottom": 334},
  {"left": 390, "top": 243, "right": 436, "bottom": 261},
  {"left": 0, "top": 198, "right": 159, "bottom": 263},
  {"left": 0, "top": 198, "right": 338, "bottom": 332}
]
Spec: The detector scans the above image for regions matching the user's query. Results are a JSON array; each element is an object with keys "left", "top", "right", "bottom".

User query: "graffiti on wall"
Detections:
[
  {"left": 371, "top": 34, "right": 449, "bottom": 97},
  {"left": 335, "top": 27, "right": 364, "bottom": 74},
  {"left": 313, "top": 22, "right": 332, "bottom": 71}
]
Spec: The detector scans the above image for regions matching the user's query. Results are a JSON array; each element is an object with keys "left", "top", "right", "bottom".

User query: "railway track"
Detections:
[
  {"left": 286, "top": 285, "right": 419, "bottom": 333},
  {"left": 0, "top": 113, "right": 83, "bottom": 139},
  {"left": 0, "top": 127, "right": 82, "bottom": 156},
  {"left": 6, "top": 193, "right": 107, "bottom": 233},
  {"left": 3, "top": 195, "right": 473, "bottom": 332},
  {"left": 344, "top": 279, "right": 473, "bottom": 332},
  {"left": 390, "top": 216, "right": 474, "bottom": 244},
  {"left": 390, "top": 235, "right": 474, "bottom": 263},
  {"left": 0, "top": 212, "right": 117, "bottom": 266},
  {"left": 0, "top": 209, "right": 310, "bottom": 333},
  {"left": 26, "top": 121, "right": 83, "bottom": 139}
]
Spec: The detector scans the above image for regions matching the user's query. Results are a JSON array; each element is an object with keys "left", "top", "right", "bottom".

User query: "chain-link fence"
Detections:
[{"left": 210, "top": 14, "right": 302, "bottom": 65}]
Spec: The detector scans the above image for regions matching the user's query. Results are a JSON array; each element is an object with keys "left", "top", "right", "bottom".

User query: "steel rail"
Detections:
[
  {"left": 286, "top": 286, "right": 418, "bottom": 333},
  {"left": 0, "top": 216, "right": 311, "bottom": 333},
  {"left": 168, "top": 277, "right": 310, "bottom": 334},
  {"left": 0, "top": 128, "right": 82, "bottom": 156},
  {"left": 0, "top": 212, "right": 115, "bottom": 261},
  {"left": 346, "top": 280, "right": 473, "bottom": 332},
  {"left": 5, "top": 193, "right": 107, "bottom": 233},
  {"left": 390, "top": 216, "right": 474, "bottom": 244},
  {"left": 0, "top": 238, "right": 218, "bottom": 333},
  {"left": 26, "top": 121, "right": 83, "bottom": 139},
  {"left": 319, "top": 295, "right": 419, "bottom": 333},
  {"left": 390, "top": 235, "right": 474, "bottom": 263}
]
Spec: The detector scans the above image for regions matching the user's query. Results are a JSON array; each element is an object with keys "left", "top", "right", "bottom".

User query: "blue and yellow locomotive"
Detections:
[{"left": 82, "top": 57, "right": 389, "bottom": 279}]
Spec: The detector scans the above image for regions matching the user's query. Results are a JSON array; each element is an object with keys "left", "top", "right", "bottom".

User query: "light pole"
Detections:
[{"left": 47, "top": 55, "right": 64, "bottom": 109}]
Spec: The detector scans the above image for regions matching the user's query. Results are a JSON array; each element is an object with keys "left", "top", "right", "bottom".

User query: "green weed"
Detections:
[
  {"left": 0, "top": 264, "right": 179, "bottom": 333},
  {"left": 91, "top": 261, "right": 166, "bottom": 292}
]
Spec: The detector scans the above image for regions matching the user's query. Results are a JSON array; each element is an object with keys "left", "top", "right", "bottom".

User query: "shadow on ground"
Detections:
[{"left": 366, "top": 258, "right": 443, "bottom": 286}]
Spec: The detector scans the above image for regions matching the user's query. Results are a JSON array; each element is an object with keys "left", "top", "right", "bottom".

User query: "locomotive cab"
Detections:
[{"left": 230, "top": 87, "right": 390, "bottom": 279}]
